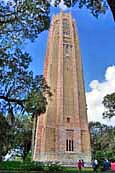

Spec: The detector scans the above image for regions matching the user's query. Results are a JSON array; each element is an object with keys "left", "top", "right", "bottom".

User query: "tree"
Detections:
[
  {"left": 53, "top": 0, "right": 115, "bottom": 21},
  {"left": 89, "top": 121, "right": 115, "bottom": 162},
  {"left": 0, "top": 46, "right": 52, "bottom": 162},
  {"left": 0, "top": 47, "right": 51, "bottom": 117},
  {"left": 0, "top": 0, "right": 51, "bottom": 117},
  {"left": 89, "top": 121, "right": 105, "bottom": 159},
  {"left": 0, "top": 113, "right": 33, "bottom": 161},
  {"left": 0, "top": 0, "right": 50, "bottom": 42},
  {"left": 0, "top": 112, "right": 13, "bottom": 161},
  {"left": 102, "top": 92, "right": 115, "bottom": 119},
  {"left": 0, "top": 1, "right": 52, "bottom": 161},
  {"left": 12, "top": 115, "right": 33, "bottom": 161}
]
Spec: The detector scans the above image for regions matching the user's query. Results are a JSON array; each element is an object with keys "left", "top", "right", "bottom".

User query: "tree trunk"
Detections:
[{"left": 31, "top": 114, "right": 37, "bottom": 156}]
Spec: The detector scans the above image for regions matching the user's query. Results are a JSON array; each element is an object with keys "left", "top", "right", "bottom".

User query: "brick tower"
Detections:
[{"left": 33, "top": 12, "right": 91, "bottom": 165}]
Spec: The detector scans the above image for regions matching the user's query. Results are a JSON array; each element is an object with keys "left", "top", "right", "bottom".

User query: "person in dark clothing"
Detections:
[
  {"left": 92, "top": 159, "right": 98, "bottom": 172},
  {"left": 81, "top": 160, "right": 84, "bottom": 168},
  {"left": 103, "top": 159, "right": 110, "bottom": 171}
]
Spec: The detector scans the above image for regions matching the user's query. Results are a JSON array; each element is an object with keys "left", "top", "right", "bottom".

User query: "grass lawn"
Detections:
[
  {"left": 0, "top": 161, "right": 112, "bottom": 172},
  {"left": 65, "top": 167, "right": 97, "bottom": 172},
  {"left": 0, "top": 161, "right": 44, "bottom": 171}
]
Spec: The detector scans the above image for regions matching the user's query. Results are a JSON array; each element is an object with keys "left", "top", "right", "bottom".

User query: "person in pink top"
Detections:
[
  {"left": 77, "top": 160, "right": 82, "bottom": 172},
  {"left": 111, "top": 161, "right": 115, "bottom": 171}
]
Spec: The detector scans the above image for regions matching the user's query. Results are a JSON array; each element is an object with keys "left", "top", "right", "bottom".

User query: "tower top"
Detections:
[
  {"left": 53, "top": 11, "right": 72, "bottom": 17},
  {"left": 52, "top": 12, "right": 73, "bottom": 24}
]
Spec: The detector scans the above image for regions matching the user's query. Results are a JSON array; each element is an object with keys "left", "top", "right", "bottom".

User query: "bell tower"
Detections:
[{"left": 33, "top": 12, "right": 91, "bottom": 165}]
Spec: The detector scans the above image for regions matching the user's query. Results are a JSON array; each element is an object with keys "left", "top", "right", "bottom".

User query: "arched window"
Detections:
[
  {"left": 66, "top": 139, "right": 74, "bottom": 151},
  {"left": 66, "top": 129, "right": 74, "bottom": 151}
]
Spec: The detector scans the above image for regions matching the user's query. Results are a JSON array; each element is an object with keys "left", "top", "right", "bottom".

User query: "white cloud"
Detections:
[
  {"left": 50, "top": 0, "right": 67, "bottom": 11},
  {"left": 86, "top": 65, "right": 115, "bottom": 126},
  {"left": 59, "top": 0, "right": 67, "bottom": 11},
  {"left": 105, "top": 66, "right": 115, "bottom": 81}
]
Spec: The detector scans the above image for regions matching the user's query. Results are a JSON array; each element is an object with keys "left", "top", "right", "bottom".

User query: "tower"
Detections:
[{"left": 33, "top": 12, "right": 91, "bottom": 165}]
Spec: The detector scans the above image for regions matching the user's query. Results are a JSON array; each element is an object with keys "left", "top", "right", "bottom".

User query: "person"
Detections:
[
  {"left": 111, "top": 160, "right": 115, "bottom": 171},
  {"left": 103, "top": 159, "right": 110, "bottom": 172},
  {"left": 77, "top": 160, "right": 82, "bottom": 172},
  {"left": 81, "top": 160, "right": 84, "bottom": 168},
  {"left": 92, "top": 159, "right": 98, "bottom": 172},
  {"left": 81, "top": 160, "right": 85, "bottom": 171}
]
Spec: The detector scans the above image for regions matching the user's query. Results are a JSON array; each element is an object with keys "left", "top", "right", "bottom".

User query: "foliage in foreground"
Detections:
[
  {"left": 0, "top": 161, "right": 64, "bottom": 171},
  {"left": 0, "top": 161, "right": 44, "bottom": 171},
  {"left": 0, "top": 0, "right": 51, "bottom": 118},
  {"left": 0, "top": 161, "right": 95, "bottom": 172},
  {"left": 0, "top": 0, "right": 51, "bottom": 161}
]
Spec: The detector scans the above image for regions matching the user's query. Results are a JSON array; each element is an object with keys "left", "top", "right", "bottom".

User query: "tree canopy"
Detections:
[
  {"left": 0, "top": 0, "right": 52, "bottom": 117},
  {"left": 102, "top": 93, "right": 115, "bottom": 119},
  {"left": 0, "top": 0, "right": 50, "bottom": 41},
  {"left": 0, "top": 1, "right": 52, "bottom": 161},
  {"left": 89, "top": 121, "right": 115, "bottom": 161}
]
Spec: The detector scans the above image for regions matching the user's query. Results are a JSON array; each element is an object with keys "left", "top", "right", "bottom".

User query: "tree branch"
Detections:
[
  {"left": 0, "top": 95, "right": 26, "bottom": 108},
  {"left": 107, "top": 0, "right": 115, "bottom": 21}
]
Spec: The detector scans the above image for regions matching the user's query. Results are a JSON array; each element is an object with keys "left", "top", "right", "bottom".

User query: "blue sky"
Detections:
[{"left": 24, "top": 4, "right": 115, "bottom": 124}]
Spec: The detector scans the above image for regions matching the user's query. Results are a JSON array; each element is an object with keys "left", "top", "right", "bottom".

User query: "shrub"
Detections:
[
  {"left": 47, "top": 162, "right": 64, "bottom": 172},
  {"left": 29, "top": 161, "right": 45, "bottom": 171}
]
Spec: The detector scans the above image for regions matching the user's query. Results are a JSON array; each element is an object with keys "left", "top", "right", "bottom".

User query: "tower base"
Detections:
[{"left": 33, "top": 152, "right": 91, "bottom": 167}]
